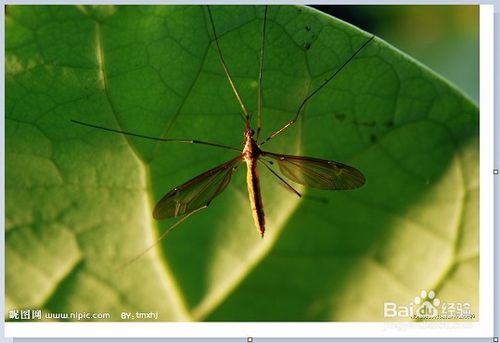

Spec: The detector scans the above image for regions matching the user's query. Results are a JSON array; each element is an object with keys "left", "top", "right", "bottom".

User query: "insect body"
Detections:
[
  {"left": 72, "top": 5, "right": 373, "bottom": 245},
  {"left": 242, "top": 128, "right": 265, "bottom": 237}
]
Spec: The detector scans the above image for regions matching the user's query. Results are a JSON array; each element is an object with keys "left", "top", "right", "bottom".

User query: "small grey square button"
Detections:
[
  {"left": 494, "top": 169, "right": 499, "bottom": 175},
  {"left": 493, "top": 337, "right": 498, "bottom": 342},
  {"left": 247, "top": 338, "right": 253, "bottom": 342}
]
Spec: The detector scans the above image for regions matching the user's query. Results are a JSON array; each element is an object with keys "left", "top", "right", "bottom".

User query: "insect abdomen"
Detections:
[{"left": 246, "top": 159, "right": 266, "bottom": 237}]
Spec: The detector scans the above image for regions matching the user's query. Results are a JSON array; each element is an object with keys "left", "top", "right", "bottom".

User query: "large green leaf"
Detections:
[{"left": 6, "top": 5, "right": 478, "bottom": 321}]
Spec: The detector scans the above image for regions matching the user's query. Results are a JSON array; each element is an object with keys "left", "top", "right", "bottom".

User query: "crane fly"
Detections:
[{"left": 72, "top": 5, "right": 373, "bottom": 243}]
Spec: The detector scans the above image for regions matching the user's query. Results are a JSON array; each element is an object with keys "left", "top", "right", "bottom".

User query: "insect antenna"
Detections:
[
  {"left": 260, "top": 34, "right": 375, "bottom": 146},
  {"left": 207, "top": 6, "right": 251, "bottom": 127}
]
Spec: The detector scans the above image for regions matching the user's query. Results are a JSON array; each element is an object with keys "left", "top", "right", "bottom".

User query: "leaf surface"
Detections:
[{"left": 6, "top": 5, "right": 478, "bottom": 321}]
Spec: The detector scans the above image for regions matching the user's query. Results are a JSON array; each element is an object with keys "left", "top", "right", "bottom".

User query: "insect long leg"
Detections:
[
  {"left": 261, "top": 159, "right": 329, "bottom": 203},
  {"left": 206, "top": 6, "right": 251, "bottom": 124},
  {"left": 259, "top": 35, "right": 375, "bottom": 146},
  {"left": 118, "top": 205, "right": 208, "bottom": 270},
  {"left": 259, "top": 159, "right": 302, "bottom": 198},
  {"left": 256, "top": 5, "right": 268, "bottom": 140},
  {"left": 71, "top": 119, "right": 241, "bottom": 152}
]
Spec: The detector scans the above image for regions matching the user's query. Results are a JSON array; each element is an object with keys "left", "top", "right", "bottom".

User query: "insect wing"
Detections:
[
  {"left": 262, "top": 152, "right": 365, "bottom": 190},
  {"left": 153, "top": 156, "right": 243, "bottom": 219}
]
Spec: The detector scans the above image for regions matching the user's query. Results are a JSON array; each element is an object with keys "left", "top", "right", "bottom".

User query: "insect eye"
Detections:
[{"left": 250, "top": 129, "right": 255, "bottom": 136}]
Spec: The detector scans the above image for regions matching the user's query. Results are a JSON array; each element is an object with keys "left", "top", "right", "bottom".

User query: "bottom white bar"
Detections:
[{"left": 4, "top": 322, "right": 491, "bottom": 338}]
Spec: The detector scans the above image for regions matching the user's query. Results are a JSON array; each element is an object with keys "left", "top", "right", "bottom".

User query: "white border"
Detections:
[
  {"left": 478, "top": 2, "right": 495, "bottom": 339},
  {"left": 0, "top": 321, "right": 495, "bottom": 338},
  {"left": 4, "top": 4, "right": 495, "bottom": 339}
]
